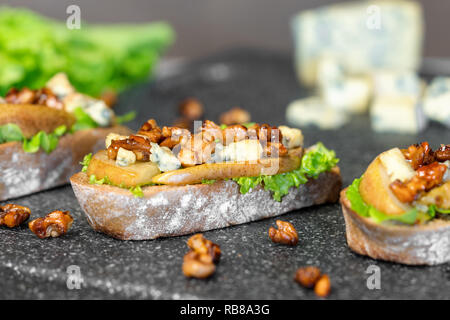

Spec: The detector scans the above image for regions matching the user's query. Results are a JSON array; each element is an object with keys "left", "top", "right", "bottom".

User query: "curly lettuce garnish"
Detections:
[
  {"left": 347, "top": 177, "right": 419, "bottom": 225},
  {"left": 232, "top": 142, "right": 339, "bottom": 201},
  {"left": 80, "top": 153, "right": 92, "bottom": 172},
  {"left": 0, "top": 123, "right": 67, "bottom": 154}
]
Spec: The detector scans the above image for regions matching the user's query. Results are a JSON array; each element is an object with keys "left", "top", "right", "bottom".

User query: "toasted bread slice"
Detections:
[
  {"left": 0, "top": 126, "right": 131, "bottom": 201},
  {"left": 0, "top": 104, "right": 76, "bottom": 138},
  {"left": 340, "top": 188, "right": 450, "bottom": 265},
  {"left": 70, "top": 166, "right": 342, "bottom": 240}
]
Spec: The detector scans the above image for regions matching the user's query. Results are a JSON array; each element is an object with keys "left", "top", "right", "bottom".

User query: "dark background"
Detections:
[{"left": 4, "top": 0, "right": 450, "bottom": 60}]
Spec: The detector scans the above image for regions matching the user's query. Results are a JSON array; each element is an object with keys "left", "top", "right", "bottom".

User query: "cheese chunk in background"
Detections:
[
  {"left": 286, "top": 97, "right": 349, "bottom": 130},
  {"left": 370, "top": 96, "right": 427, "bottom": 134},
  {"left": 423, "top": 77, "right": 450, "bottom": 128},
  {"left": 372, "top": 70, "right": 424, "bottom": 99},
  {"left": 292, "top": 0, "right": 424, "bottom": 87},
  {"left": 316, "top": 57, "right": 372, "bottom": 114},
  {"left": 322, "top": 76, "right": 372, "bottom": 114}
]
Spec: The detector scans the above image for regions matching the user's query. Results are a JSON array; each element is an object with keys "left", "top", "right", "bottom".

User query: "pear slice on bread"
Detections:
[{"left": 359, "top": 148, "right": 414, "bottom": 216}]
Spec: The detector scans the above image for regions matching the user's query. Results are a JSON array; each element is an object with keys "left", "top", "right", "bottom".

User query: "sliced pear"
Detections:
[
  {"left": 0, "top": 104, "right": 75, "bottom": 138},
  {"left": 359, "top": 157, "right": 412, "bottom": 215},
  {"left": 152, "top": 155, "right": 301, "bottom": 186},
  {"left": 86, "top": 150, "right": 160, "bottom": 188},
  {"left": 417, "top": 182, "right": 450, "bottom": 209}
]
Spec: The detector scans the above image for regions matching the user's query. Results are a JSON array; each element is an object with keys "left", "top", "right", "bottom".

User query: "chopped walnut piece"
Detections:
[
  {"left": 401, "top": 142, "right": 435, "bottom": 170},
  {"left": 268, "top": 220, "right": 298, "bottom": 246},
  {"left": 435, "top": 144, "right": 450, "bottom": 162},
  {"left": 178, "top": 132, "right": 215, "bottom": 167},
  {"left": 29, "top": 210, "right": 73, "bottom": 239},
  {"left": 5, "top": 87, "right": 64, "bottom": 110},
  {"left": 390, "top": 162, "right": 447, "bottom": 203},
  {"left": 294, "top": 266, "right": 322, "bottom": 288},
  {"left": 179, "top": 98, "right": 204, "bottom": 120},
  {"left": 108, "top": 135, "right": 152, "bottom": 161},
  {"left": 314, "top": 274, "right": 331, "bottom": 298},
  {"left": 219, "top": 107, "right": 251, "bottom": 125},
  {"left": 0, "top": 204, "right": 31, "bottom": 228},
  {"left": 160, "top": 126, "right": 191, "bottom": 149},
  {"left": 222, "top": 124, "right": 248, "bottom": 145},
  {"left": 182, "top": 251, "right": 216, "bottom": 279},
  {"left": 187, "top": 233, "right": 221, "bottom": 263},
  {"left": 137, "top": 119, "right": 162, "bottom": 143},
  {"left": 182, "top": 234, "right": 221, "bottom": 279}
]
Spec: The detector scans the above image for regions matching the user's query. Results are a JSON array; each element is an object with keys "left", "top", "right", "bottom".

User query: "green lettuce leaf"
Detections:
[
  {"left": 129, "top": 185, "right": 144, "bottom": 198},
  {"left": 346, "top": 178, "right": 418, "bottom": 225},
  {"left": 115, "top": 111, "right": 136, "bottom": 124},
  {"left": 72, "top": 107, "right": 98, "bottom": 131},
  {"left": 428, "top": 204, "right": 450, "bottom": 217},
  {"left": 0, "top": 7, "right": 174, "bottom": 96},
  {"left": 301, "top": 142, "right": 339, "bottom": 178},
  {"left": 0, "top": 123, "right": 23, "bottom": 143},
  {"left": 80, "top": 153, "right": 92, "bottom": 172},
  {"left": 232, "top": 142, "right": 338, "bottom": 201},
  {"left": 201, "top": 179, "right": 217, "bottom": 185},
  {"left": 0, "top": 123, "right": 67, "bottom": 153}
]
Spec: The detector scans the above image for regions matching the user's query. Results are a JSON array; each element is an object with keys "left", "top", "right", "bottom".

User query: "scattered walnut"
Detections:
[
  {"left": 187, "top": 233, "right": 221, "bottom": 263},
  {"left": 219, "top": 107, "right": 250, "bottom": 125},
  {"left": 294, "top": 266, "right": 321, "bottom": 288},
  {"left": 100, "top": 90, "right": 117, "bottom": 107},
  {"left": 179, "top": 98, "right": 204, "bottom": 120},
  {"left": 0, "top": 204, "right": 31, "bottom": 228},
  {"left": 314, "top": 274, "right": 331, "bottom": 298},
  {"left": 172, "top": 117, "right": 192, "bottom": 130},
  {"left": 268, "top": 220, "right": 298, "bottom": 246},
  {"left": 182, "top": 251, "right": 216, "bottom": 279},
  {"left": 29, "top": 210, "right": 73, "bottom": 239},
  {"left": 182, "top": 234, "right": 221, "bottom": 279}
]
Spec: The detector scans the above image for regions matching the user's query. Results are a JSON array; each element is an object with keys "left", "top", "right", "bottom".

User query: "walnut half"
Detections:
[
  {"left": 182, "top": 234, "right": 221, "bottom": 279},
  {"left": 29, "top": 210, "right": 73, "bottom": 239},
  {"left": 0, "top": 204, "right": 31, "bottom": 228},
  {"left": 269, "top": 220, "right": 299, "bottom": 246}
]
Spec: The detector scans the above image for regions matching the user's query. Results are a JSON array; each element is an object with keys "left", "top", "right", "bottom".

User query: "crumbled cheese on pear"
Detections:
[
  {"left": 150, "top": 143, "right": 181, "bottom": 172},
  {"left": 222, "top": 140, "right": 263, "bottom": 162},
  {"left": 116, "top": 147, "right": 136, "bottom": 167},
  {"left": 279, "top": 126, "right": 303, "bottom": 149}
]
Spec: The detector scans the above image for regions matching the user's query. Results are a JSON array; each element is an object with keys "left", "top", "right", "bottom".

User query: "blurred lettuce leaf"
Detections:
[{"left": 0, "top": 7, "right": 174, "bottom": 96}]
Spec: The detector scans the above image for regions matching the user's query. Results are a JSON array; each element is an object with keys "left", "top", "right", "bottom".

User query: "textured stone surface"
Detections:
[{"left": 1, "top": 49, "right": 450, "bottom": 299}]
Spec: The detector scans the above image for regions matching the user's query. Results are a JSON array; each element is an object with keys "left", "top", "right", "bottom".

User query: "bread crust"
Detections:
[
  {"left": 0, "top": 126, "right": 131, "bottom": 201},
  {"left": 70, "top": 167, "right": 342, "bottom": 240},
  {"left": 340, "top": 188, "right": 450, "bottom": 265}
]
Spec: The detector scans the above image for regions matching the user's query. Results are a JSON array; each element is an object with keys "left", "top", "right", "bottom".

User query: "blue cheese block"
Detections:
[
  {"left": 292, "top": 0, "right": 424, "bottom": 87},
  {"left": 372, "top": 70, "right": 424, "bottom": 99},
  {"left": 322, "top": 75, "right": 372, "bottom": 114},
  {"left": 423, "top": 77, "right": 450, "bottom": 128},
  {"left": 370, "top": 96, "right": 427, "bottom": 134},
  {"left": 286, "top": 97, "right": 349, "bottom": 130}
]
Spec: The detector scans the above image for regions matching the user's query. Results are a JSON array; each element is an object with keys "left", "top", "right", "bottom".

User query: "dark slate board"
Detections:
[{"left": 1, "top": 49, "right": 450, "bottom": 300}]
